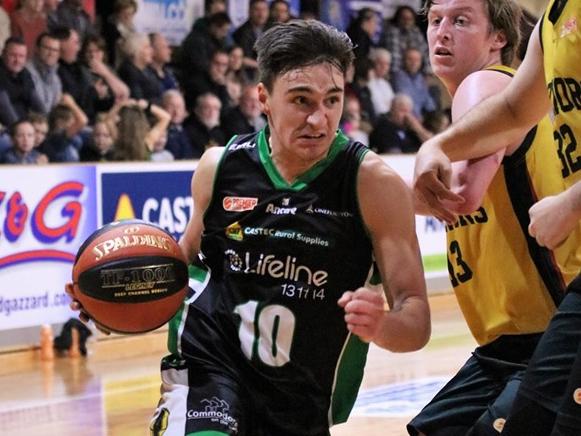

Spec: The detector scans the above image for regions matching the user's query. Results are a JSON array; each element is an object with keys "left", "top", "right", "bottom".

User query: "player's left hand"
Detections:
[
  {"left": 338, "top": 288, "right": 385, "bottom": 343},
  {"left": 413, "top": 142, "right": 464, "bottom": 224},
  {"left": 529, "top": 193, "right": 578, "bottom": 249}
]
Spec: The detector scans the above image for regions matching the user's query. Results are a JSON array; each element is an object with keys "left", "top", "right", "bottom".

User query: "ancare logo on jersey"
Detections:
[
  {"left": 225, "top": 249, "right": 328, "bottom": 286},
  {"left": 222, "top": 196, "right": 258, "bottom": 212},
  {"left": 265, "top": 197, "right": 297, "bottom": 215}
]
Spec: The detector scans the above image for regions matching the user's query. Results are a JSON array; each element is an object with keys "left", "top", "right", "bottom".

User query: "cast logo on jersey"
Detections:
[
  {"left": 225, "top": 249, "right": 328, "bottom": 286},
  {"left": 187, "top": 396, "right": 238, "bottom": 432},
  {"left": 222, "top": 196, "right": 258, "bottom": 212},
  {"left": 560, "top": 16, "right": 577, "bottom": 38},
  {"left": 149, "top": 407, "right": 169, "bottom": 436},
  {"left": 574, "top": 388, "right": 581, "bottom": 405}
]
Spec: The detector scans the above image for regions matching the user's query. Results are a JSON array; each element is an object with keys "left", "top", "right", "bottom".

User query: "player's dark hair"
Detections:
[{"left": 254, "top": 19, "right": 355, "bottom": 92}]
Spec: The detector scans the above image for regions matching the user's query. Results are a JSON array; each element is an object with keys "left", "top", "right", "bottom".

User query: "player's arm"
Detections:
[
  {"left": 444, "top": 70, "right": 514, "bottom": 214},
  {"left": 339, "top": 152, "right": 431, "bottom": 352},
  {"left": 179, "top": 146, "right": 224, "bottom": 263},
  {"left": 414, "top": 19, "right": 550, "bottom": 218}
]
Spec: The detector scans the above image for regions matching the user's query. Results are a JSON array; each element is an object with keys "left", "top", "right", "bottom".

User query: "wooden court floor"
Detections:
[{"left": 0, "top": 293, "right": 476, "bottom": 436}]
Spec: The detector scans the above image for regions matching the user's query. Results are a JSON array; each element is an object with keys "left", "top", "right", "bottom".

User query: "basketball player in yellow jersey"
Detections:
[
  {"left": 413, "top": 0, "right": 581, "bottom": 434},
  {"left": 408, "top": 1, "right": 574, "bottom": 435}
]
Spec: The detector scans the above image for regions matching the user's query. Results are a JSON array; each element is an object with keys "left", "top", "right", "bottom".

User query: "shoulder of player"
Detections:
[
  {"left": 191, "top": 146, "right": 225, "bottom": 192},
  {"left": 453, "top": 69, "right": 512, "bottom": 121}
]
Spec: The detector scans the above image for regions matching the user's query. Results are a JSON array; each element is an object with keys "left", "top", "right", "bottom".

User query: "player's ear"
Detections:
[
  {"left": 257, "top": 82, "right": 270, "bottom": 117},
  {"left": 492, "top": 30, "right": 508, "bottom": 51}
]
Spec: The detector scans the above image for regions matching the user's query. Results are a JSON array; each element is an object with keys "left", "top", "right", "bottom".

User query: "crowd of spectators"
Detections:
[{"left": 0, "top": 0, "right": 451, "bottom": 165}]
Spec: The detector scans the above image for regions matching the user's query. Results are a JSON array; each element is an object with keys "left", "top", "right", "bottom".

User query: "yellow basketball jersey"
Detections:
[
  {"left": 447, "top": 65, "right": 571, "bottom": 345},
  {"left": 540, "top": 0, "right": 581, "bottom": 281}
]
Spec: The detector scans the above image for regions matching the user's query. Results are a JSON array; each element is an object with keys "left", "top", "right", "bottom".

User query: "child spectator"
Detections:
[
  {"left": 29, "top": 111, "right": 48, "bottom": 148},
  {"left": 80, "top": 113, "right": 115, "bottom": 161},
  {"left": 1, "top": 118, "right": 48, "bottom": 164},
  {"left": 149, "top": 130, "right": 173, "bottom": 162},
  {"left": 40, "top": 93, "right": 87, "bottom": 162}
]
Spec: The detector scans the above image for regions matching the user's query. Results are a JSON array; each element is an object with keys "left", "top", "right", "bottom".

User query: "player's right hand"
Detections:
[
  {"left": 413, "top": 140, "right": 464, "bottom": 224},
  {"left": 65, "top": 283, "right": 111, "bottom": 335}
]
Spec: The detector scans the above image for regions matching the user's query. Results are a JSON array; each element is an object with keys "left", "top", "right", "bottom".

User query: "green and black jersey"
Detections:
[{"left": 169, "top": 128, "right": 374, "bottom": 432}]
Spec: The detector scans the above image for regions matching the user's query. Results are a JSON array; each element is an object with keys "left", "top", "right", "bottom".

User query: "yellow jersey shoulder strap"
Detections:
[{"left": 483, "top": 65, "right": 515, "bottom": 77}]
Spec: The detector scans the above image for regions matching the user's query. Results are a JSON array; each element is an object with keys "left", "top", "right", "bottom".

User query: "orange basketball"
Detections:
[{"left": 71, "top": 219, "right": 189, "bottom": 334}]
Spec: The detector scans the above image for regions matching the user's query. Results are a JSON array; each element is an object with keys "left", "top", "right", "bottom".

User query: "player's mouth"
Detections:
[
  {"left": 434, "top": 47, "right": 452, "bottom": 57},
  {"left": 298, "top": 133, "right": 326, "bottom": 140}
]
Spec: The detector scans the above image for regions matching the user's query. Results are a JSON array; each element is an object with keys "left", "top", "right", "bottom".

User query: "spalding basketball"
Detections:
[{"left": 71, "top": 220, "right": 189, "bottom": 334}]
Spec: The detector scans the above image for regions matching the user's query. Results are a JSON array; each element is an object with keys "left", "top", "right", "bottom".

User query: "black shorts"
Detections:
[
  {"left": 506, "top": 291, "right": 581, "bottom": 413},
  {"left": 150, "top": 355, "right": 332, "bottom": 436},
  {"left": 407, "top": 333, "right": 542, "bottom": 436}
]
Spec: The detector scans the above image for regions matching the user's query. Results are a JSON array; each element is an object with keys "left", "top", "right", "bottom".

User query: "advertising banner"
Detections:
[
  {"left": 0, "top": 166, "right": 98, "bottom": 330},
  {"left": 100, "top": 167, "right": 194, "bottom": 240},
  {"left": 134, "top": 0, "right": 203, "bottom": 46}
]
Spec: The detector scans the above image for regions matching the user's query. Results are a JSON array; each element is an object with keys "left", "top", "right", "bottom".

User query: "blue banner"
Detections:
[{"left": 101, "top": 170, "right": 194, "bottom": 240}]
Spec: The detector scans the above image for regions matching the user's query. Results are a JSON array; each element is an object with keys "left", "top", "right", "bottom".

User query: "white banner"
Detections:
[{"left": 134, "top": 0, "right": 203, "bottom": 46}]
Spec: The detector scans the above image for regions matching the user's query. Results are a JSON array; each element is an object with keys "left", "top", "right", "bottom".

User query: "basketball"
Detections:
[{"left": 70, "top": 219, "right": 189, "bottom": 334}]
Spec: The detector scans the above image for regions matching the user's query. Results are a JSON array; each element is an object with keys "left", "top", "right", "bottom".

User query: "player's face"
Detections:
[
  {"left": 427, "top": 0, "right": 507, "bottom": 91},
  {"left": 259, "top": 62, "right": 344, "bottom": 167}
]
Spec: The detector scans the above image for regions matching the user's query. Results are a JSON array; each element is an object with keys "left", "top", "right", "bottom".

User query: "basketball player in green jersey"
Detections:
[
  {"left": 413, "top": 0, "right": 581, "bottom": 434},
  {"left": 408, "top": 1, "right": 577, "bottom": 435},
  {"left": 147, "top": 20, "right": 430, "bottom": 436}
]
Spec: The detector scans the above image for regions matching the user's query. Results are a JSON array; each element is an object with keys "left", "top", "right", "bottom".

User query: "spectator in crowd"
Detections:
[
  {"left": 10, "top": 0, "right": 47, "bottom": 57},
  {"left": 346, "top": 7, "right": 380, "bottom": 66},
  {"left": 191, "top": 0, "right": 226, "bottom": 33},
  {"left": 29, "top": 111, "right": 48, "bottom": 149},
  {"left": 224, "top": 73, "right": 243, "bottom": 108},
  {"left": 148, "top": 32, "right": 178, "bottom": 92},
  {"left": 0, "top": 37, "right": 44, "bottom": 127},
  {"left": 27, "top": 32, "right": 62, "bottom": 114},
  {"left": 112, "top": 98, "right": 171, "bottom": 161},
  {"left": 183, "top": 48, "right": 231, "bottom": 114},
  {"left": 54, "top": 26, "right": 95, "bottom": 119},
  {"left": 341, "top": 95, "right": 369, "bottom": 146},
  {"left": 149, "top": 129, "right": 174, "bottom": 162},
  {"left": 44, "top": 0, "right": 58, "bottom": 15},
  {"left": 221, "top": 83, "right": 265, "bottom": 141},
  {"left": 179, "top": 11, "right": 231, "bottom": 77},
  {"left": 162, "top": 89, "right": 194, "bottom": 160},
  {"left": 40, "top": 93, "right": 87, "bottom": 162},
  {"left": 183, "top": 92, "right": 225, "bottom": 158},
  {"left": 392, "top": 47, "right": 437, "bottom": 119},
  {"left": 79, "top": 113, "right": 115, "bottom": 161},
  {"left": 266, "top": 0, "right": 292, "bottom": 28},
  {"left": 101, "top": 0, "right": 137, "bottom": 67},
  {"left": 0, "top": 2, "right": 10, "bottom": 53},
  {"left": 48, "top": 0, "right": 94, "bottom": 41},
  {"left": 226, "top": 44, "right": 253, "bottom": 85},
  {"left": 367, "top": 47, "right": 395, "bottom": 116},
  {"left": 350, "top": 57, "right": 376, "bottom": 125},
  {"left": 80, "top": 34, "right": 129, "bottom": 112},
  {"left": 381, "top": 5, "right": 430, "bottom": 74},
  {"left": 369, "top": 93, "right": 432, "bottom": 154},
  {"left": 422, "top": 110, "right": 450, "bottom": 135},
  {"left": 1, "top": 119, "right": 48, "bottom": 164},
  {"left": 117, "top": 32, "right": 163, "bottom": 103},
  {"left": 232, "top": 0, "right": 269, "bottom": 81}
]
